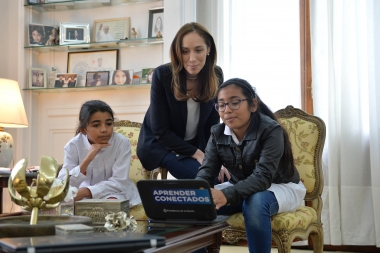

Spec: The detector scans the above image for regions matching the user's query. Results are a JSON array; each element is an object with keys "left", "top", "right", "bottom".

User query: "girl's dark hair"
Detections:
[
  {"left": 217, "top": 78, "right": 296, "bottom": 176},
  {"left": 75, "top": 100, "right": 114, "bottom": 135},
  {"left": 170, "top": 22, "right": 219, "bottom": 102},
  {"left": 112, "top": 70, "right": 131, "bottom": 85}
]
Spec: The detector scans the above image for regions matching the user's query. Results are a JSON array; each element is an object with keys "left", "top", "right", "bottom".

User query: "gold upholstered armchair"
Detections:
[
  {"left": 113, "top": 120, "right": 168, "bottom": 220},
  {"left": 222, "top": 105, "right": 326, "bottom": 253}
]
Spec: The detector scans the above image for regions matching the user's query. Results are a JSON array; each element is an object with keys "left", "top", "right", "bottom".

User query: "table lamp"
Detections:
[{"left": 0, "top": 78, "right": 28, "bottom": 168}]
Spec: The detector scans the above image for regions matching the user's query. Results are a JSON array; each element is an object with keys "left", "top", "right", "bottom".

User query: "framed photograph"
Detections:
[
  {"left": 67, "top": 49, "right": 118, "bottom": 86},
  {"left": 60, "top": 22, "right": 90, "bottom": 45},
  {"left": 28, "top": 23, "right": 59, "bottom": 46},
  {"left": 86, "top": 71, "right": 110, "bottom": 87},
  {"left": 93, "top": 17, "right": 130, "bottom": 42},
  {"left": 109, "top": 70, "right": 134, "bottom": 85},
  {"left": 27, "top": 0, "right": 45, "bottom": 4},
  {"left": 148, "top": 7, "right": 164, "bottom": 38},
  {"left": 29, "top": 68, "right": 47, "bottom": 88},
  {"left": 54, "top": 73, "right": 78, "bottom": 88},
  {"left": 141, "top": 68, "right": 155, "bottom": 84}
]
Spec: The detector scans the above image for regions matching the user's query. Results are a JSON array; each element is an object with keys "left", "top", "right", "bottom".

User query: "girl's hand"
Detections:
[
  {"left": 211, "top": 188, "right": 227, "bottom": 210},
  {"left": 218, "top": 166, "right": 231, "bottom": 183},
  {"left": 80, "top": 143, "right": 110, "bottom": 174},
  {"left": 86, "top": 143, "right": 111, "bottom": 161},
  {"left": 74, "top": 187, "right": 92, "bottom": 201},
  {"left": 191, "top": 149, "right": 205, "bottom": 165}
]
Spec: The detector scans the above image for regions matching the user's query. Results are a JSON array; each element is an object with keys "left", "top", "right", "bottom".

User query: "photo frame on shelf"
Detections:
[
  {"left": 148, "top": 7, "right": 164, "bottom": 38},
  {"left": 93, "top": 17, "right": 131, "bottom": 42},
  {"left": 141, "top": 68, "right": 155, "bottom": 84},
  {"left": 28, "top": 23, "right": 59, "bottom": 46},
  {"left": 109, "top": 70, "right": 134, "bottom": 85},
  {"left": 67, "top": 50, "right": 118, "bottom": 87},
  {"left": 27, "top": 0, "right": 45, "bottom": 4},
  {"left": 46, "top": 0, "right": 72, "bottom": 2},
  {"left": 54, "top": 73, "right": 78, "bottom": 88},
  {"left": 85, "top": 71, "right": 110, "bottom": 87},
  {"left": 59, "top": 22, "right": 90, "bottom": 45},
  {"left": 29, "top": 68, "right": 47, "bottom": 88}
]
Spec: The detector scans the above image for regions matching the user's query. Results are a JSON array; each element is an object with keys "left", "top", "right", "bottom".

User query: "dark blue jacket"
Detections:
[
  {"left": 196, "top": 113, "right": 300, "bottom": 206},
  {"left": 137, "top": 63, "right": 223, "bottom": 171}
]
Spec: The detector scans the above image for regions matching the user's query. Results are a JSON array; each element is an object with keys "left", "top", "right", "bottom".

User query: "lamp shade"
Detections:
[
  {"left": 0, "top": 78, "right": 28, "bottom": 128},
  {"left": 0, "top": 78, "right": 28, "bottom": 167}
]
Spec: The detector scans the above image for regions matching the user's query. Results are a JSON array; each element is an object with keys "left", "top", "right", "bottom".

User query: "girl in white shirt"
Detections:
[{"left": 58, "top": 100, "right": 141, "bottom": 206}]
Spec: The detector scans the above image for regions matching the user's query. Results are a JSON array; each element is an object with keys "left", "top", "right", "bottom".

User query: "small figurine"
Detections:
[
  {"left": 131, "top": 28, "right": 137, "bottom": 39},
  {"left": 156, "top": 30, "right": 162, "bottom": 38}
]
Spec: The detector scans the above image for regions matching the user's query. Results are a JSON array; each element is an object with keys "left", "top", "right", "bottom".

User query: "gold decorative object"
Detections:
[
  {"left": 104, "top": 211, "right": 137, "bottom": 232},
  {"left": 8, "top": 156, "right": 70, "bottom": 225}
]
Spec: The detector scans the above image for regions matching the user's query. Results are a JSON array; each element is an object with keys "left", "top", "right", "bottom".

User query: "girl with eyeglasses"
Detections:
[{"left": 195, "top": 78, "right": 306, "bottom": 253}]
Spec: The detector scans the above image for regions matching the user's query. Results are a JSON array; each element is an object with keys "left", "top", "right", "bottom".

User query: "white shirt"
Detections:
[
  {"left": 184, "top": 98, "right": 200, "bottom": 141},
  {"left": 96, "top": 31, "right": 114, "bottom": 42},
  {"left": 58, "top": 132, "right": 141, "bottom": 206},
  {"left": 217, "top": 126, "right": 306, "bottom": 213}
]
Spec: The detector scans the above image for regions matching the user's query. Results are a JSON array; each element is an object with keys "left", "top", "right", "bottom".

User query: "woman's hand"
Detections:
[
  {"left": 74, "top": 187, "right": 92, "bottom": 201},
  {"left": 218, "top": 166, "right": 231, "bottom": 183},
  {"left": 211, "top": 188, "right": 227, "bottom": 210},
  {"left": 191, "top": 149, "right": 205, "bottom": 165}
]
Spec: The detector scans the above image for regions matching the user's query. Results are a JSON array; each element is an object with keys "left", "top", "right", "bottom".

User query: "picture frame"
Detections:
[
  {"left": 54, "top": 73, "right": 78, "bottom": 88},
  {"left": 59, "top": 22, "right": 90, "bottom": 45},
  {"left": 85, "top": 71, "right": 110, "bottom": 87},
  {"left": 29, "top": 68, "right": 47, "bottom": 88},
  {"left": 46, "top": 0, "right": 71, "bottom": 2},
  {"left": 67, "top": 49, "right": 118, "bottom": 86},
  {"left": 141, "top": 68, "right": 155, "bottom": 84},
  {"left": 148, "top": 7, "right": 164, "bottom": 38},
  {"left": 109, "top": 70, "right": 134, "bottom": 85},
  {"left": 93, "top": 17, "right": 130, "bottom": 42},
  {"left": 27, "top": 0, "right": 45, "bottom": 4},
  {"left": 28, "top": 23, "right": 59, "bottom": 46}
]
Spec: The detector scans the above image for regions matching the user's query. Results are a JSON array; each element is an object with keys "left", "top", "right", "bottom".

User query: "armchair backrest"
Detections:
[
  {"left": 275, "top": 106, "right": 326, "bottom": 223},
  {"left": 113, "top": 120, "right": 151, "bottom": 185}
]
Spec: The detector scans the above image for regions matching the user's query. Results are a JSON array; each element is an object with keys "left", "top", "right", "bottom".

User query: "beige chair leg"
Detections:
[{"left": 309, "top": 230, "right": 324, "bottom": 253}]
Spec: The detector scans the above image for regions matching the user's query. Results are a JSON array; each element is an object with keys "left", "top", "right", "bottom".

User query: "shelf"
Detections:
[
  {"left": 24, "top": 37, "right": 163, "bottom": 52},
  {"left": 23, "top": 83, "right": 151, "bottom": 93},
  {"left": 25, "top": 0, "right": 160, "bottom": 12}
]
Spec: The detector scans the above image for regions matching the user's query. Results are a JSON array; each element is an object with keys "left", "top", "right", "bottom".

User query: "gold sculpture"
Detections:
[{"left": 8, "top": 156, "right": 70, "bottom": 225}]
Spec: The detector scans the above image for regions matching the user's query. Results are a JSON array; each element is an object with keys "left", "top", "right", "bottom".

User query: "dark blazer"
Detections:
[
  {"left": 68, "top": 80, "right": 76, "bottom": 87},
  {"left": 55, "top": 80, "right": 64, "bottom": 87},
  {"left": 137, "top": 63, "right": 224, "bottom": 171},
  {"left": 196, "top": 113, "right": 300, "bottom": 206}
]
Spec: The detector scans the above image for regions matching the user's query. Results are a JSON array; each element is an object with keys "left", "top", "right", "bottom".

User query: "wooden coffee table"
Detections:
[{"left": 141, "top": 221, "right": 229, "bottom": 253}]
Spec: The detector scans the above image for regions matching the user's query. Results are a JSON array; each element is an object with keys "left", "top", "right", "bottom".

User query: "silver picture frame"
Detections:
[{"left": 59, "top": 22, "right": 90, "bottom": 45}]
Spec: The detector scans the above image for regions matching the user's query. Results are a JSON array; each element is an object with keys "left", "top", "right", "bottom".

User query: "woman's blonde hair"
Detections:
[{"left": 170, "top": 22, "right": 219, "bottom": 102}]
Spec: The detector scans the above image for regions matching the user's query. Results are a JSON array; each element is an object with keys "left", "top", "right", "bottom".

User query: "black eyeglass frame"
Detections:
[{"left": 214, "top": 98, "right": 249, "bottom": 112}]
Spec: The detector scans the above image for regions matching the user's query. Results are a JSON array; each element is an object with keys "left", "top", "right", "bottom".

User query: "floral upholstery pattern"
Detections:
[
  {"left": 222, "top": 106, "right": 326, "bottom": 253},
  {"left": 113, "top": 120, "right": 150, "bottom": 221}
]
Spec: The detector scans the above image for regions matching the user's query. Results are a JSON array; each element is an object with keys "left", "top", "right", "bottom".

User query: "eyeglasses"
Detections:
[{"left": 214, "top": 99, "right": 248, "bottom": 112}]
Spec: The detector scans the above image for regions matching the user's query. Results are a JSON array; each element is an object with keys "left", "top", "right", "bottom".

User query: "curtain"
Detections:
[
  {"left": 221, "top": 0, "right": 301, "bottom": 112},
  {"left": 311, "top": 0, "right": 380, "bottom": 246}
]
